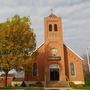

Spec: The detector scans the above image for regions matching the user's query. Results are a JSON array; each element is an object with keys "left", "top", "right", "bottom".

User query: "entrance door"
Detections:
[{"left": 49, "top": 64, "right": 59, "bottom": 81}]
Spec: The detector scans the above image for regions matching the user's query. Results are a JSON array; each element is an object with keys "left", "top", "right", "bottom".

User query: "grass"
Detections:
[
  {"left": 69, "top": 82, "right": 90, "bottom": 89},
  {"left": 1, "top": 82, "right": 90, "bottom": 90},
  {"left": 3, "top": 87, "right": 44, "bottom": 90},
  {"left": 1, "top": 86, "right": 90, "bottom": 90}
]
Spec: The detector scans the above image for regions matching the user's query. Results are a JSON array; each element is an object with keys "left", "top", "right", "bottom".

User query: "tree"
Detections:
[
  {"left": 82, "top": 54, "right": 89, "bottom": 73},
  {"left": 0, "top": 15, "right": 36, "bottom": 87},
  {"left": 82, "top": 54, "right": 90, "bottom": 85}
]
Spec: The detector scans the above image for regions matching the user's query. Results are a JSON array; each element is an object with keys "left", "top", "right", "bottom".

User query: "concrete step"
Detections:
[{"left": 46, "top": 81, "right": 70, "bottom": 88}]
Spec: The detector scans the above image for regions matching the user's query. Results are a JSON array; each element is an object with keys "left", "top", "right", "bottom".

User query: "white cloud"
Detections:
[{"left": 0, "top": 0, "right": 90, "bottom": 55}]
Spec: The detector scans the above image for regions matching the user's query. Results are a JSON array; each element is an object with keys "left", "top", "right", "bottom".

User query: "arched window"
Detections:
[
  {"left": 70, "top": 63, "right": 75, "bottom": 76},
  {"left": 49, "top": 24, "right": 52, "bottom": 31},
  {"left": 49, "top": 64, "right": 59, "bottom": 69},
  {"left": 33, "top": 63, "right": 38, "bottom": 76},
  {"left": 54, "top": 24, "right": 57, "bottom": 31}
]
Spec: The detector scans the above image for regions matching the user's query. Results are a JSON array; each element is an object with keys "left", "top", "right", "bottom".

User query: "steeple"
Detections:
[
  {"left": 44, "top": 10, "right": 62, "bottom": 43},
  {"left": 50, "top": 9, "right": 54, "bottom": 14},
  {"left": 44, "top": 11, "right": 66, "bottom": 82},
  {"left": 48, "top": 9, "right": 57, "bottom": 18}
]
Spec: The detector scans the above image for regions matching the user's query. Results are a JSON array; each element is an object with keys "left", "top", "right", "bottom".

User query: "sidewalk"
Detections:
[{"left": 44, "top": 87, "right": 72, "bottom": 90}]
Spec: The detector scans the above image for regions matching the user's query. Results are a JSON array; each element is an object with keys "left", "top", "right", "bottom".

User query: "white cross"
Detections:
[{"left": 50, "top": 9, "right": 54, "bottom": 14}]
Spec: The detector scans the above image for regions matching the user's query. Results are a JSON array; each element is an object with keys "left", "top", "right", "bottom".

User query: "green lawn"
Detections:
[
  {"left": 3, "top": 87, "right": 44, "bottom": 90},
  {"left": 23, "top": 87, "right": 44, "bottom": 90},
  {"left": 71, "top": 85, "right": 90, "bottom": 90},
  {"left": 2, "top": 85, "right": 90, "bottom": 90}
]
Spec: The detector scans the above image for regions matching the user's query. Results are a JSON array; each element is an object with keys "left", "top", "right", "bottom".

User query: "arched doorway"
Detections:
[{"left": 49, "top": 64, "right": 59, "bottom": 81}]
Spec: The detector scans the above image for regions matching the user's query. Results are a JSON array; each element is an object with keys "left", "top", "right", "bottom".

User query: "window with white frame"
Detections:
[{"left": 70, "top": 63, "right": 75, "bottom": 76}]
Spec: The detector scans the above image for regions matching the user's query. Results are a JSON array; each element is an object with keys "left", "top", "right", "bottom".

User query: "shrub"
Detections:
[
  {"left": 29, "top": 84, "right": 36, "bottom": 87},
  {"left": 85, "top": 72, "right": 90, "bottom": 86},
  {"left": 29, "top": 81, "right": 44, "bottom": 87},
  {"left": 14, "top": 84, "right": 18, "bottom": 87},
  {"left": 21, "top": 81, "right": 27, "bottom": 87},
  {"left": 69, "top": 82, "right": 84, "bottom": 89},
  {"left": 69, "top": 82, "right": 75, "bottom": 87},
  {"left": 35, "top": 81, "right": 44, "bottom": 87}
]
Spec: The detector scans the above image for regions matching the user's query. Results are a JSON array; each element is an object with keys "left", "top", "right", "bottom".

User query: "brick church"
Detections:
[{"left": 25, "top": 12, "right": 85, "bottom": 86}]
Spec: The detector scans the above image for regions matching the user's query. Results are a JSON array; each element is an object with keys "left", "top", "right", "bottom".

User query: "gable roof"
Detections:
[
  {"left": 64, "top": 44, "right": 84, "bottom": 60},
  {"left": 34, "top": 42, "right": 84, "bottom": 60},
  {"left": 34, "top": 42, "right": 45, "bottom": 51}
]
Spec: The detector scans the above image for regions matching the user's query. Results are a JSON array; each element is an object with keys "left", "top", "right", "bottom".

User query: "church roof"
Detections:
[
  {"left": 35, "top": 42, "right": 83, "bottom": 61},
  {"left": 64, "top": 44, "right": 84, "bottom": 60}
]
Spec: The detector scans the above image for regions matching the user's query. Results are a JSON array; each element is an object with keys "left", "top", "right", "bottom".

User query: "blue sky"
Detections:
[{"left": 0, "top": 0, "right": 90, "bottom": 56}]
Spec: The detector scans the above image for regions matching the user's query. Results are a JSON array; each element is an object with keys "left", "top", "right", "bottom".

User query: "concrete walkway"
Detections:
[{"left": 44, "top": 87, "right": 72, "bottom": 90}]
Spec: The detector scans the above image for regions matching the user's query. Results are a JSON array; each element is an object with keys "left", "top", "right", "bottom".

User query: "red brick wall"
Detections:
[
  {"left": 25, "top": 14, "right": 84, "bottom": 84},
  {"left": 64, "top": 44, "right": 84, "bottom": 82},
  {"left": 0, "top": 77, "right": 13, "bottom": 87}
]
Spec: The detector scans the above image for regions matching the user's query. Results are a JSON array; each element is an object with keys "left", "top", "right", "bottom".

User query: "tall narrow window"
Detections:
[
  {"left": 54, "top": 24, "right": 57, "bottom": 31},
  {"left": 49, "top": 24, "right": 52, "bottom": 31},
  {"left": 33, "top": 63, "right": 38, "bottom": 76},
  {"left": 70, "top": 63, "right": 75, "bottom": 76}
]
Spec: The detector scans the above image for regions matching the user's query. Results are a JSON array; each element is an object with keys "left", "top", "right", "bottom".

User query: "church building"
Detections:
[{"left": 25, "top": 12, "right": 85, "bottom": 86}]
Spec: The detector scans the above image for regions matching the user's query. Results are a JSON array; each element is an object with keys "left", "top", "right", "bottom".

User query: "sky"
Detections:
[{"left": 0, "top": 0, "right": 90, "bottom": 56}]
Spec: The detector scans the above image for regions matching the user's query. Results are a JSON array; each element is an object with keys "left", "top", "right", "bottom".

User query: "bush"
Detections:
[
  {"left": 69, "top": 82, "right": 84, "bottom": 89},
  {"left": 29, "top": 84, "right": 36, "bottom": 87},
  {"left": 36, "top": 81, "right": 44, "bottom": 87},
  {"left": 85, "top": 72, "right": 90, "bottom": 85},
  {"left": 14, "top": 84, "right": 18, "bottom": 87},
  {"left": 29, "top": 81, "right": 44, "bottom": 87},
  {"left": 69, "top": 82, "right": 75, "bottom": 87},
  {"left": 21, "top": 81, "right": 27, "bottom": 87}
]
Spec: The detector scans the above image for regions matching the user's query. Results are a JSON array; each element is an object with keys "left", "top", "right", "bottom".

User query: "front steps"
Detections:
[{"left": 46, "top": 81, "right": 70, "bottom": 88}]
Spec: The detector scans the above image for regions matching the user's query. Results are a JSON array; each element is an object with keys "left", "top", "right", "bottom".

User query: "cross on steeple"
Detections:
[
  {"left": 50, "top": 9, "right": 54, "bottom": 14},
  {"left": 49, "top": 9, "right": 57, "bottom": 18}
]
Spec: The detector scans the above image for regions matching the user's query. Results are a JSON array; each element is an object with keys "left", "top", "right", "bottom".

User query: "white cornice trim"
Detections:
[
  {"left": 29, "top": 42, "right": 45, "bottom": 56},
  {"left": 35, "top": 42, "right": 45, "bottom": 51},
  {"left": 64, "top": 43, "right": 84, "bottom": 60}
]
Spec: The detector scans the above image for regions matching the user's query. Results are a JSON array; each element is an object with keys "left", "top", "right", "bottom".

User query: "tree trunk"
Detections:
[{"left": 5, "top": 72, "right": 8, "bottom": 87}]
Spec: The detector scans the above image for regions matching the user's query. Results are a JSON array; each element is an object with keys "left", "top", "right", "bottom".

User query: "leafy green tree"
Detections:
[{"left": 0, "top": 15, "right": 36, "bottom": 87}]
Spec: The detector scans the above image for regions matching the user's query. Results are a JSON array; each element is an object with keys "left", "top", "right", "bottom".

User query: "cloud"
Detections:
[{"left": 0, "top": 0, "right": 90, "bottom": 55}]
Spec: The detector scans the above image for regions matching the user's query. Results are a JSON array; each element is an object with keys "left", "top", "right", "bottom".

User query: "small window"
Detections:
[
  {"left": 49, "top": 24, "right": 52, "bottom": 31},
  {"left": 54, "top": 24, "right": 57, "bottom": 31},
  {"left": 70, "top": 63, "right": 75, "bottom": 76},
  {"left": 33, "top": 63, "right": 38, "bottom": 76}
]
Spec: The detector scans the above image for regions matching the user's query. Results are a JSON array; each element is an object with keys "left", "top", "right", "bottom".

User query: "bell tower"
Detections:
[{"left": 44, "top": 11, "right": 66, "bottom": 82}]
